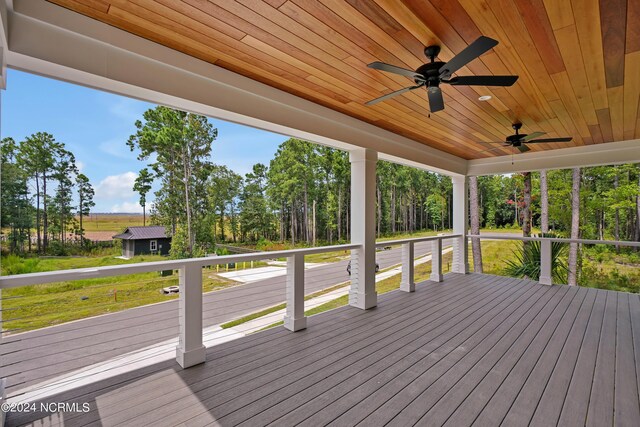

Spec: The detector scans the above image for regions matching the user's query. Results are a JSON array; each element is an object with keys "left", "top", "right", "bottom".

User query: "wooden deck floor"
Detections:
[{"left": 6, "top": 273, "right": 640, "bottom": 427}]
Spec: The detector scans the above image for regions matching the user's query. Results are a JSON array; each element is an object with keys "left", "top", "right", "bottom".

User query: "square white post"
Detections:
[
  {"left": 349, "top": 148, "right": 378, "bottom": 309},
  {"left": 430, "top": 238, "right": 443, "bottom": 282},
  {"left": 539, "top": 239, "right": 553, "bottom": 285},
  {"left": 284, "top": 253, "right": 307, "bottom": 331},
  {"left": 400, "top": 242, "right": 415, "bottom": 292},
  {"left": 176, "top": 264, "right": 206, "bottom": 368},
  {"left": 452, "top": 175, "right": 469, "bottom": 274}
]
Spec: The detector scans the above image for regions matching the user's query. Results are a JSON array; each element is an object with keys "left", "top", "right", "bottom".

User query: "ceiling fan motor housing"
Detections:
[{"left": 416, "top": 62, "right": 445, "bottom": 87}]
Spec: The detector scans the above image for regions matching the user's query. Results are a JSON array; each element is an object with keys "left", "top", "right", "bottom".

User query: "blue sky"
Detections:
[{"left": 1, "top": 69, "right": 288, "bottom": 212}]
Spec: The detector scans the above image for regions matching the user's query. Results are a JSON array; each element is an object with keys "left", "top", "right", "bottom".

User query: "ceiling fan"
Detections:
[
  {"left": 365, "top": 36, "right": 518, "bottom": 113},
  {"left": 485, "top": 122, "right": 573, "bottom": 153}
]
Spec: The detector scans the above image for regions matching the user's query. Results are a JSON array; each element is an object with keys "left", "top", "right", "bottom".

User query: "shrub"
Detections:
[{"left": 503, "top": 234, "right": 568, "bottom": 283}]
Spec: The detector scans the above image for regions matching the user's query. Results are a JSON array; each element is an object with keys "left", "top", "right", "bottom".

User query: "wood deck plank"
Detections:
[
  {"left": 379, "top": 286, "right": 575, "bottom": 427},
  {"left": 585, "top": 290, "right": 618, "bottom": 427},
  {"left": 135, "top": 275, "right": 506, "bottom": 426},
  {"left": 222, "top": 278, "right": 533, "bottom": 426},
  {"left": 420, "top": 286, "right": 582, "bottom": 427},
  {"left": 56, "top": 277, "right": 467, "bottom": 427},
  {"left": 505, "top": 287, "right": 597, "bottom": 426},
  {"left": 6, "top": 275, "right": 639, "bottom": 427},
  {"left": 614, "top": 293, "right": 640, "bottom": 426},
  {"left": 630, "top": 294, "right": 640, "bottom": 417},
  {"left": 556, "top": 289, "right": 608, "bottom": 427},
  {"left": 476, "top": 287, "right": 596, "bottom": 426},
  {"left": 334, "top": 282, "right": 564, "bottom": 426},
  {"left": 272, "top": 279, "right": 542, "bottom": 427}
]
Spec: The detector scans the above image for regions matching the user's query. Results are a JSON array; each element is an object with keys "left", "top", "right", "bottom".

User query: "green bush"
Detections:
[
  {"left": 1, "top": 255, "right": 42, "bottom": 275},
  {"left": 503, "top": 234, "right": 568, "bottom": 283}
]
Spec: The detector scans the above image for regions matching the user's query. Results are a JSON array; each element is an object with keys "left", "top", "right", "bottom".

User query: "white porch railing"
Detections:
[
  {"left": 375, "top": 234, "right": 462, "bottom": 292},
  {"left": 467, "top": 235, "right": 640, "bottom": 285},
  {"left": 0, "top": 244, "right": 358, "bottom": 370}
]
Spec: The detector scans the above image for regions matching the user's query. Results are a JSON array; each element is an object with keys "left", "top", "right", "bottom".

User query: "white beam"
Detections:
[
  {"left": 0, "top": 0, "right": 8, "bottom": 89},
  {"left": 176, "top": 264, "right": 206, "bottom": 368},
  {"left": 6, "top": 0, "right": 467, "bottom": 176},
  {"left": 451, "top": 176, "right": 469, "bottom": 274},
  {"left": 468, "top": 139, "right": 640, "bottom": 175},
  {"left": 283, "top": 253, "right": 307, "bottom": 331},
  {"left": 349, "top": 148, "right": 377, "bottom": 309}
]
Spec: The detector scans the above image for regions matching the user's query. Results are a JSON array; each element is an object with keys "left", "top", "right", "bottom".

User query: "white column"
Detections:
[
  {"left": 176, "top": 264, "right": 206, "bottom": 368},
  {"left": 400, "top": 242, "right": 415, "bottom": 292},
  {"left": 284, "top": 253, "right": 307, "bottom": 331},
  {"left": 452, "top": 175, "right": 469, "bottom": 274},
  {"left": 539, "top": 239, "right": 553, "bottom": 285},
  {"left": 349, "top": 148, "right": 378, "bottom": 309},
  {"left": 430, "top": 238, "right": 443, "bottom": 282}
]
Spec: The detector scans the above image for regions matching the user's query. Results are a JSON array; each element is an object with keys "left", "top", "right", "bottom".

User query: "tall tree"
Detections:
[
  {"left": 49, "top": 148, "right": 77, "bottom": 245},
  {"left": 128, "top": 106, "right": 217, "bottom": 255},
  {"left": 76, "top": 173, "right": 95, "bottom": 245},
  {"left": 133, "top": 168, "right": 153, "bottom": 226},
  {"left": 17, "top": 132, "right": 63, "bottom": 253},
  {"left": 636, "top": 164, "right": 640, "bottom": 246},
  {"left": 208, "top": 164, "right": 242, "bottom": 242},
  {"left": 567, "top": 168, "right": 581, "bottom": 286},
  {"left": 1, "top": 138, "right": 32, "bottom": 252},
  {"left": 522, "top": 172, "right": 532, "bottom": 238},
  {"left": 239, "top": 163, "right": 272, "bottom": 241},
  {"left": 469, "top": 175, "right": 483, "bottom": 273},
  {"left": 540, "top": 170, "right": 549, "bottom": 233}
]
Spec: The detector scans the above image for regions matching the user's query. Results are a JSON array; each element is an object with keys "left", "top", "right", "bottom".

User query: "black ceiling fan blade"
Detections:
[
  {"left": 521, "top": 131, "right": 546, "bottom": 141},
  {"left": 446, "top": 75, "right": 518, "bottom": 86},
  {"left": 525, "top": 137, "right": 573, "bottom": 143},
  {"left": 427, "top": 87, "right": 445, "bottom": 112},
  {"left": 438, "top": 36, "right": 498, "bottom": 78},
  {"left": 517, "top": 144, "right": 531, "bottom": 153},
  {"left": 365, "top": 84, "right": 423, "bottom": 105},
  {"left": 368, "top": 62, "right": 424, "bottom": 80}
]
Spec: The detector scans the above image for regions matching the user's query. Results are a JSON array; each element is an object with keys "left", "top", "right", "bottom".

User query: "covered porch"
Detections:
[
  {"left": 6, "top": 273, "right": 640, "bottom": 426},
  {"left": 1, "top": 1, "right": 640, "bottom": 426}
]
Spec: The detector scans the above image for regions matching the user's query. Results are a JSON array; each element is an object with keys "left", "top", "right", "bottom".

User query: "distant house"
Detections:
[{"left": 112, "top": 226, "right": 171, "bottom": 258}]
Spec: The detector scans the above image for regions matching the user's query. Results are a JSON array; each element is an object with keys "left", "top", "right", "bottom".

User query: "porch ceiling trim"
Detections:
[
  {"left": 467, "top": 138, "right": 640, "bottom": 175},
  {"left": 5, "top": 0, "right": 468, "bottom": 176}
]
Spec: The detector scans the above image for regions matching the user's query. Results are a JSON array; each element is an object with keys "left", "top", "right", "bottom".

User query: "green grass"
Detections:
[
  {"left": 220, "top": 303, "right": 287, "bottom": 329},
  {"left": 0, "top": 253, "right": 242, "bottom": 333},
  {"left": 81, "top": 214, "right": 145, "bottom": 232}
]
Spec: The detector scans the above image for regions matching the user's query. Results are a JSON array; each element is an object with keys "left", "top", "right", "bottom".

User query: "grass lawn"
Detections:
[
  {"left": 1, "top": 253, "right": 241, "bottom": 333},
  {"left": 81, "top": 214, "right": 145, "bottom": 232}
]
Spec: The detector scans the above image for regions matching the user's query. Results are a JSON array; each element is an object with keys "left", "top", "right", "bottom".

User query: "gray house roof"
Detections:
[{"left": 112, "top": 226, "right": 168, "bottom": 240}]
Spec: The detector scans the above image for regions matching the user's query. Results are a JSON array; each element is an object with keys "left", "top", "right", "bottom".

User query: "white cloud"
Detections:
[
  {"left": 110, "top": 201, "right": 142, "bottom": 213},
  {"left": 95, "top": 172, "right": 137, "bottom": 200},
  {"left": 76, "top": 161, "right": 85, "bottom": 172}
]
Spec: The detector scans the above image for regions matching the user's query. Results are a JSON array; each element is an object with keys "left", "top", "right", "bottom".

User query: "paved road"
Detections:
[{"left": 0, "top": 239, "right": 454, "bottom": 393}]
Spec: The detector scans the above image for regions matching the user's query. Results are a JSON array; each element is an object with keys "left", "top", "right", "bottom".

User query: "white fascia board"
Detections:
[
  {"left": 0, "top": 0, "right": 8, "bottom": 89},
  {"left": 467, "top": 139, "right": 640, "bottom": 175},
  {"left": 6, "top": 0, "right": 467, "bottom": 176}
]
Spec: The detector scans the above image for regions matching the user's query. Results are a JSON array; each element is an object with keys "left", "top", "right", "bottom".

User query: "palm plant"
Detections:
[{"left": 504, "top": 234, "right": 569, "bottom": 283}]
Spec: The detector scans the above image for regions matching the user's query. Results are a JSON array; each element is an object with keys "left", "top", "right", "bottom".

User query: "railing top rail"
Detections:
[
  {"left": 467, "top": 234, "right": 640, "bottom": 247},
  {"left": 375, "top": 233, "right": 462, "bottom": 248},
  {"left": 0, "top": 243, "right": 360, "bottom": 289}
]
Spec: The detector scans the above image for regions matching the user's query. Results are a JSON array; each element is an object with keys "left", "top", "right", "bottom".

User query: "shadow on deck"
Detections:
[{"left": 6, "top": 273, "right": 640, "bottom": 426}]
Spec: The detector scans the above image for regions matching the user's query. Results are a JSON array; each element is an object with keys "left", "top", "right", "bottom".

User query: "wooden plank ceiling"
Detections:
[{"left": 47, "top": 0, "right": 640, "bottom": 160}]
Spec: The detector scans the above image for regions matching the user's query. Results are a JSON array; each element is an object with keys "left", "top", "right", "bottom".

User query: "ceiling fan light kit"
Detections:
[{"left": 366, "top": 36, "right": 519, "bottom": 113}]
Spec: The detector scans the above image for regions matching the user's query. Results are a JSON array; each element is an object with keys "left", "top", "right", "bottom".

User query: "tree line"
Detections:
[
  {"left": 3, "top": 106, "right": 638, "bottom": 274},
  {"left": 1, "top": 134, "right": 95, "bottom": 254},
  {"left": 127, "top": 107, "right": 459, "bottom": 256},
  {"left": 470, "top": 165, "right": 640, "bottom": 285}
]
